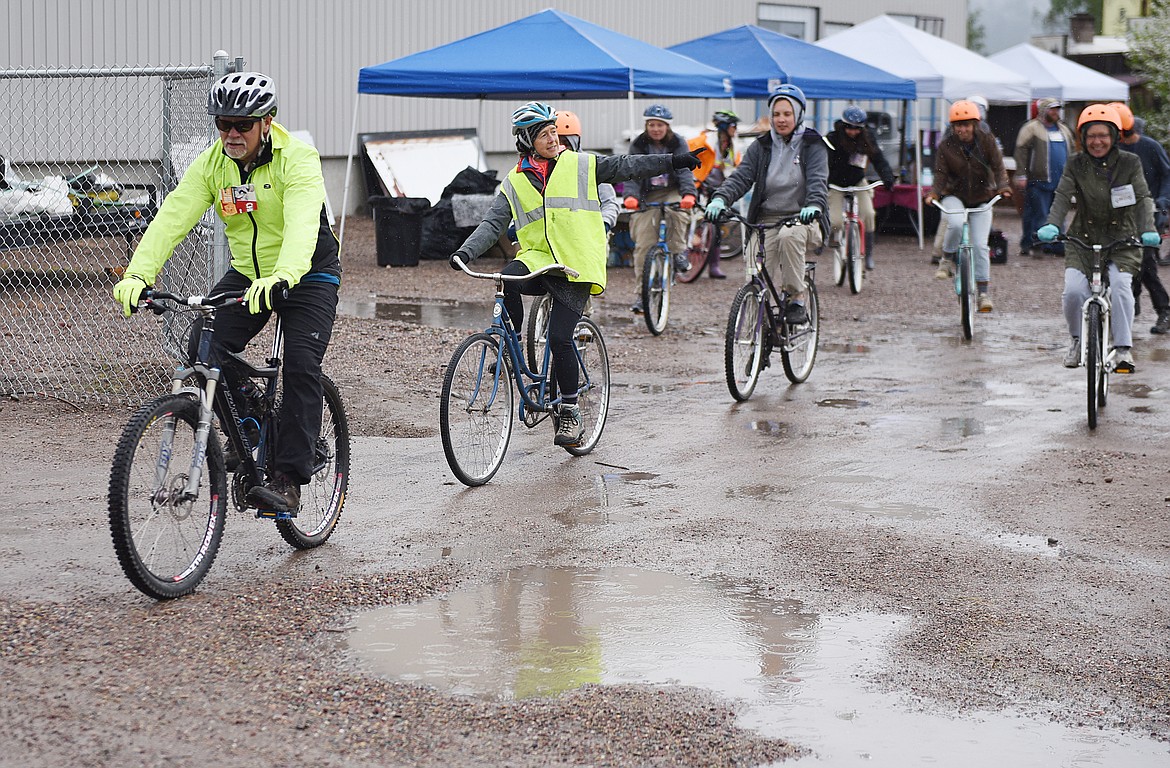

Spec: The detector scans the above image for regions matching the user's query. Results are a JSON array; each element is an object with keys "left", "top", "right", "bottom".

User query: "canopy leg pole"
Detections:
[
  {"left": 914, "top": 98, "right": 923, "bottom": 250},
  {"left": 628, "top": 72, "right": 636, "bottom": 152},
  {"left": 338, "top": 93, "right": 361, "bottom": 251}
]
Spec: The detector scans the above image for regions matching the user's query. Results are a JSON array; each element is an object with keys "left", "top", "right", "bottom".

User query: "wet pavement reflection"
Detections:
[
  {"left": 349, "top": 567, "right": 1165, "bottom": 766},
  {"left": 337, "top": 298, "right": 490, "bottom": 329}
]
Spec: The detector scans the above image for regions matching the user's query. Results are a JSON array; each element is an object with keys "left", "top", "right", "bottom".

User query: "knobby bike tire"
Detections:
[
  {"left": 525, "top": 293, "right": 553, "bottom": 373},
  {"left": 725, "top": 282, "right": 764, "bottom": 401},
  {"left": 676, "top": 220, "right": 713, "bottom": 284},
  {"left": 108, "top": 394, "right": 227, "bottom": 600},
  {"left": 1086, "top": 303, "right": 1101, "bottom": 429},
  {"left": 959, "top": 246, "right": 975, "bottom": 340},
  {"left": 563, "top": 317, "right": 610, "bottom": 456},
  {"left": 440, "top": 333, "right": 514, "bottom": 486},
  {"left": 642, "top": 246, "right": 671, "bottom": 335},
  {"left": 275, "top": 374, "right": 349, "bottom": 549},
  {"left": 847, "top": 220, "right": 864, "bottom": 294},
  {"left": 782, "top": 277, "right": 820, "bottom": 383}
]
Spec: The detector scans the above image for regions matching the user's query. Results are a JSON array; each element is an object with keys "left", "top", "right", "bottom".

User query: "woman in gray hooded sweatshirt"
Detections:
[{"left": 704, "top": 84, "right": 829, "bottom": 325}]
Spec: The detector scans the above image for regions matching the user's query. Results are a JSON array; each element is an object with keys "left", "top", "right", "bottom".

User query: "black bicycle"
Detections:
[
  {"left": 108, "top": 288, "right": 350, "bottom": 599},
  {"left": 719, "top": 209, "right": 820, "bottom": 401}
]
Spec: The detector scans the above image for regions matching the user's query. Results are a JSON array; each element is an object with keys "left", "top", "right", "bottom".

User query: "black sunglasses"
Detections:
[{"left": 215, "top": 117, "right": 260, "bottom": 133}]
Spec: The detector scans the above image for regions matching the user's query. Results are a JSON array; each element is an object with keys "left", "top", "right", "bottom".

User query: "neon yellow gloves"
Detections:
[
  {"left": 112, "top": 274, "right": 149, "bottom": 317},
  {"left": 244, "top": 271, "right": 295, "bottom": 314}
]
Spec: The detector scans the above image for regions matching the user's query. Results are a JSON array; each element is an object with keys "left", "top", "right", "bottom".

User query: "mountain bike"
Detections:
[
  {"left": 1055, "top": 233, "right": 1141, "bottom": 429},
  {"left": 828, "top": 180, "right": 881, "bottom": 294},
  {"left": 442, "top": 258, "right": 610, "bottom": 486},
  {"left": 635, "top": 201, "right": 686, "bottom": 335},
  {"left": 931, "top": 195, "right": 1001, "bottom": 340},
  {"left": 719, "top": 209, "right": 820, "bottom": 401},
  {"left": 108, "top": 288, "right": 350, "bottom": 599}
]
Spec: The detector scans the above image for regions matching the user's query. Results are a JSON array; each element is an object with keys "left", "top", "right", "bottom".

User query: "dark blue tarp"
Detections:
[
  {"left": 669, "top": 25, "right": 916, "bottom": 101},
  {"left": 358, "top": 9, "right": 732, "bottom": 100}
]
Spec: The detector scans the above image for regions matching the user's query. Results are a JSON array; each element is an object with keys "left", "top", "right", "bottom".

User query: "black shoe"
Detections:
[
  {"left": 1152, "top": 312, "right": 1170, "bottom": 335},
  {"left": 784, "top": 303, "right": 809, "bottom": 326},
  {"left": 1135, "top": 296, "right": 1142, "bottom": 317},
  {"left": 630, "top": 301, "right": 644, "bottom": 315},
  {"left": 247, "top": 471, "right": 301, "bottom": 514}
]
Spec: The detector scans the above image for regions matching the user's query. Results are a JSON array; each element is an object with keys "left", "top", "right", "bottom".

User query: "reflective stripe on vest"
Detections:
[{"left": 503, "top": 152, "right": 607, "bottom": 293}]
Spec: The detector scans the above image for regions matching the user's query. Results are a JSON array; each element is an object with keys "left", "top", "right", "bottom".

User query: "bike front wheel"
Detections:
[
  {"left": 1086, "top": 303, "right": 1102, "bottom": 429},
  {"left": 782, "top": 278, "right": 820, "bottom": 383},
  {"left": 958, "top": 245, "right": 975, "bottom": 340},
  {"left": 642, "top": 246, "right": 671, "bottom": 335},
  {"left": 108, "top": 394, "right": 227, "bottom": 600},
  {"left": 725, "top": 283, "right": 765, "bottom": 401},
  {"left": 441, "top": 333, "right": 514, "bottom": 486},
  {"left": 276, "top": 374, "right": 350, "bottom": 549},
  {"left": 847, "top": 221, "right": 864, "bottom": 294},
  {"left": 564, "top": 317, "right": 610, "bottom": 456},
  {"left": 676, "top": 220, "right": 713, "bottom": 283}
]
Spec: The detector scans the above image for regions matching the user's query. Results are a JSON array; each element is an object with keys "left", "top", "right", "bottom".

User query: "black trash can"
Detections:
[{"left": 368, "top": 196, "right": 430, "bottom": 267}]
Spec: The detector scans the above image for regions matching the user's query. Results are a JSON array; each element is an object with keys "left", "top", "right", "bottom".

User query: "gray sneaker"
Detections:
[
  {"left": 1063, "top": 337, "right": 1080, "bottom": 368},
  {"left": 554, "top": 404, "right": 584, "bottom": 446}
]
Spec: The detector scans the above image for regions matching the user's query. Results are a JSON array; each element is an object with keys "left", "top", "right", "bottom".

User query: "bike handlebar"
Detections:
[
  {"left": 142, "top": 289, "right": 247, "bottom": 313},
  {"left": 715, "top": 208, "right": 817, "bottom": 230},
  {"left": 451, "top": 257, "right": 580, "bottom": 282},
  {"left": 930, "top": 195, "right": 1002, "bottom": 216},
  {"left": 1054, "top": 233, "right": 1142, "bottom": 253},
  {"left": 829, "top": 181, "right": 883, "bottom": 194},
  {"left": 633, "top": 201, "right": 685, "bottom": 211}
]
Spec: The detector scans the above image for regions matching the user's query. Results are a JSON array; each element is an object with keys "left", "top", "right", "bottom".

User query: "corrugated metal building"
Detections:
[{"left": 2, "top": 0, "right": 968, "bottom": 212}]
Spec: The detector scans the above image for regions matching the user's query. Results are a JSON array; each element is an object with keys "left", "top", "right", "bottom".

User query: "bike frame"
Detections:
[
  {"left": 452, "top": 259, "right": 589, "bottom": 424},
  {"left": 725, "top": 209, "right": 814, "bottom": 348}
]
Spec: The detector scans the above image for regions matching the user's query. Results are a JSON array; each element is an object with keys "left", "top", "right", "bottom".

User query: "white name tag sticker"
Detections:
[
  {"left": 1111, "top": 184, "right": 1136, "bottom": 208},
  {"left": 1050, "top": 132, "right": 1065, "bottom": 142}
]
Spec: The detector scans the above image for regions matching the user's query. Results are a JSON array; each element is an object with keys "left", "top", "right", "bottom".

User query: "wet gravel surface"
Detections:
[{"left": 2, "top": 209, "right": 1169, "bottom": 765}]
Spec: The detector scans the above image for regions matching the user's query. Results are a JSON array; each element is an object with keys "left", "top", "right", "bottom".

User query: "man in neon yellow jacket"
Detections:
[
  {"left": 451, "top": 101, "right": 702, "bottom": 446},
  {"left": 112, "top": 72, "right": 340, "bottom": 513}
]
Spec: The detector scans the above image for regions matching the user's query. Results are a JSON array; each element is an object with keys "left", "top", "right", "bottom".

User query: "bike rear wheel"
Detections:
[
  {"left": 642, "top": 246, "right": 671, "bottom": 335},
  {"left": 1086, "top": 303, "right": 1102, "bottom": 429},
  {"left": 108, "top": 394, "right": 226, "bottom": 600},
  {"left": 958, "top": 245, "right": 975, "bottom": 340},
  {"left": 441, "top": 333, "right": 514, "bottom": 486},
  {"left": 276, "top": 374, "right": 349, "bottom": 549},
  {"left": 725, "top": 283, "right": 765, "bottom": 401},
  {"left": 847, "top": 220, "right": 864, "bottom": 294},
  {"left": 782, "top": 278, "right": 820, "bottom": 383},
  {"left": 676, "top": 220, "right": 713, "bottom": 283},
  {"left": 525, "top": 293, "right": 553, "bottom": 372},
  {"left": 564, "top": 317, "right": 610, "bottom": 456}
]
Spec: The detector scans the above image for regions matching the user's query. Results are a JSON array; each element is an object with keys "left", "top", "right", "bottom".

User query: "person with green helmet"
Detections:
[
  {"left": 450, "top": 101, "right": 703, "bottom": 446},
  {"left": 111, "top": 71, "right": 340, "bottom": 514}
]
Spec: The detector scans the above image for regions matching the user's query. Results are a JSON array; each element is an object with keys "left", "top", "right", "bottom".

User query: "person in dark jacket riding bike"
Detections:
[{"left": 825, "top": 105, "right": 896, "bottom": 271}]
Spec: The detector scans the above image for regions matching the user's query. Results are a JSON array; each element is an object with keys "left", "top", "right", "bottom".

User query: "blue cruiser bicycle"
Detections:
[{"left": 440, "top": 258, "right": 611, "bottom": 486}]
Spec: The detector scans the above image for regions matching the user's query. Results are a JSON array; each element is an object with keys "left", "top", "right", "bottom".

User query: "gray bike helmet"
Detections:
[
  {"left": 643, "top": 104, "right": 673, "bottom": 122},
  {"left": 208, "top": 72, "right": 278, "bottom": 117},
  {"left": 841, "top": 106, "right": 867, "bottom": 127}
]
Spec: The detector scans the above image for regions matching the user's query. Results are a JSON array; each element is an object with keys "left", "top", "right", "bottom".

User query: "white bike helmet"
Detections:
[{"left": 208, "top": 72, "right": 278, "bottom": 117}]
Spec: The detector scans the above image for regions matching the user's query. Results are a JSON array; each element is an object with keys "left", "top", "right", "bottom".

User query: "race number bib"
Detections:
[
  {"left": 219, "top": 183, "right": 259, "bottom": 215},
  {"left": 849, "top": 152, "right": 869, "bottom": 170},
  {"left": 1110, "top": 184, "right": 1136, "bottom": 208}
]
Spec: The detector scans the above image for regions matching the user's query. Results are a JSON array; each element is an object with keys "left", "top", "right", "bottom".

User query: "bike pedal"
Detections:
[{"left": 254, "top": 508, "right": 298, "bottom": 520}]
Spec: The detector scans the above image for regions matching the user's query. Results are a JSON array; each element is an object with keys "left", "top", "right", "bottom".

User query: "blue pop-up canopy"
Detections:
[
  {"left": 358, "top": 9, "right": 732, "bottom": 99},
  {"left": 668, "top": 25, "right": 916, "bottom": 100}
]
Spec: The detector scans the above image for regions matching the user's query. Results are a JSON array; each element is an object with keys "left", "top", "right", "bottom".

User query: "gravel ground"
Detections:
[{"left": 2, "top": 208, "right": 1168, "bottom": 765}]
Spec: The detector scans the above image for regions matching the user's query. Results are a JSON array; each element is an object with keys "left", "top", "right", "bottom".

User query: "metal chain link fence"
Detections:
[{"left": 0, "top": 64, "right": 220, "bottom": 406}]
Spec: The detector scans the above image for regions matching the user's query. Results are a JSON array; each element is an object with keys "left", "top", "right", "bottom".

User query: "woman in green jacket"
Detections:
[{"left": 1038, "top": 104, "right": 1159, "bottom": 373}]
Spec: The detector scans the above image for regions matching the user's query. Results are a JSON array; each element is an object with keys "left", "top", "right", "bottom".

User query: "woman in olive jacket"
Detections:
[{"left": 1039, "top": 104, "right": 1157, "bottom": 373}]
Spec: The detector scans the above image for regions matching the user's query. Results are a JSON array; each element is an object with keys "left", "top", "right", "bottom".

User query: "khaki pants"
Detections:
[
  {"left": 630, "top": 188, "right": 687, "bottom": 277},
  {"left": 754, "top": 212, "right": 823, "bottom": 296},
  {"left": 827, "top": 187, "right": 876, "bottom": 242}
]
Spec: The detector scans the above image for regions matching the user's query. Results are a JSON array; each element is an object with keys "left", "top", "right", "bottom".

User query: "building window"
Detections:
[
  {"left": 887, "top": 13, "right": 945, "bottom": 37},
  {"left": 758, "top": 3, "right": 820, "bottom": 42}
]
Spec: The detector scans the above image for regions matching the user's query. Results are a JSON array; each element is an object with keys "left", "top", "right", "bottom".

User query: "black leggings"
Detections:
[{"left": 501, "top": 260, "right": 583, "bottom": 404}]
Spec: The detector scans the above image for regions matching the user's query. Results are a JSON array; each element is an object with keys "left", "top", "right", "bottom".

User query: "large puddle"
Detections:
[
  {"left": 338, "top": 298, "right": 491, "bottom": 329},
  {"left": 349, "top": 567, "right": 1167, "bottom": 766}
]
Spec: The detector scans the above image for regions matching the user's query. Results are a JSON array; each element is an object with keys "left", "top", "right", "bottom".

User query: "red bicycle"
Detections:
[{"left": 828, "top": 180, "right": 881, "bottom": 294}]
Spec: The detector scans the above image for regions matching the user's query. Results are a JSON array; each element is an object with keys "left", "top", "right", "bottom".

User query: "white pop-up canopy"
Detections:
[
  {"left": 817, "top": 15, "right": 1032, "bottom": 103},
  {"left": 988, "top": 43, "right": 1130, "bottom": 102}
]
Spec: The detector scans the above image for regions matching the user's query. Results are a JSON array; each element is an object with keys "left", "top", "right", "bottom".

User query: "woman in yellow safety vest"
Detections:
[{"left": 452, "top": 101, "right": 703, "bottom": 447}]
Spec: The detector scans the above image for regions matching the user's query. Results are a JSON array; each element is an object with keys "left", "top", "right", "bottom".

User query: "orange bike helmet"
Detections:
[
  {"left": 1106, "top": 102, "right": 1134, "bottom": 131},
  {"left": 1077, "top": 103, "right": 1123, "bottom": 132},
  {"left": 556, "top": 110, "right": 582, "bottom": 137},
  {"left": 948, "top": 100, "right": 981, "bottom": 123}
]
